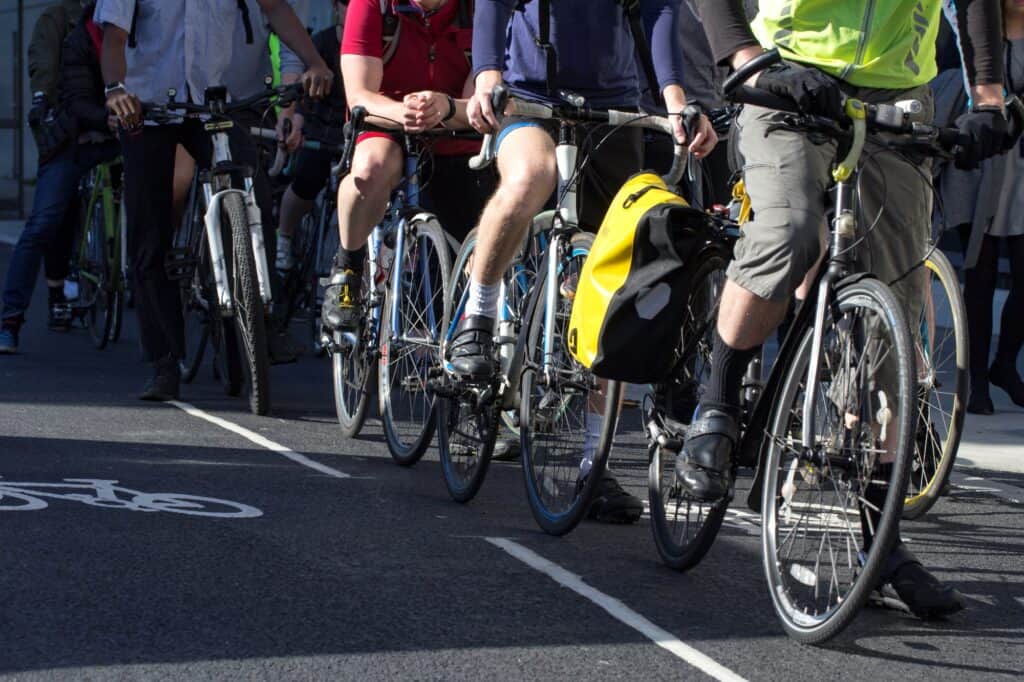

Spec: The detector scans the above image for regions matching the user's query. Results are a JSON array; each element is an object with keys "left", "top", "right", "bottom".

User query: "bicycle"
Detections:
[
  {"left": 249, "top": 125, "right": 346, "bottom": 357},
  {"left": 75, "top": 158, "right": 126, "bottom": 349},
  {"left": 602, "top": 49, "right": 970, "bottom": 643},
  {"left": 430, "top": 87, "right": 686, "bottom": 533},
  {"left": 150, "top": 82, "right": 304, "bottom": 416},
  {"left": 324, "top": 106, "right": 472, "bottom": 457}
]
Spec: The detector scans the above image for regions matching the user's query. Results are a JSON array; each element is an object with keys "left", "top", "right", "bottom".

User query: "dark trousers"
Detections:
[
  {"left": 2, "top": 142, "right": 119, "bottom": 322},
  {"left": 121, "top": 117, "right": 274, "bottom": 362}
]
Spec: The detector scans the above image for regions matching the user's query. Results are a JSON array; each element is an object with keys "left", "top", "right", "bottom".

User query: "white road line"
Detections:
[
  {"left": 485, "top": 537, "right": 747, "bottom": 682},
  {"left": 168, "top": 400, "right": 350, "bottom": 479},
  {"left": 951, "top": 472, "right": 1023, "bottom": 505}
]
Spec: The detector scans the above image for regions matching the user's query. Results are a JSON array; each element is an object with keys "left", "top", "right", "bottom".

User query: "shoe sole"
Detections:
[{"left": 588, "top": 508, "right": 643, "bottom": 525}]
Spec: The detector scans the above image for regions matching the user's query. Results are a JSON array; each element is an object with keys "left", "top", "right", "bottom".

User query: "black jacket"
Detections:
[{"left": 59, "top": 3, "right": 108, "bottom": 136}]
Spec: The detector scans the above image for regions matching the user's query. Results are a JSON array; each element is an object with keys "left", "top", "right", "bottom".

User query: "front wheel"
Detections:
[
  {"left": 761, "top": 277, "right": 914, "bottom": 644},
  {"left": 224, "top": 193, "right": 271, "bottom": 416},
  {"left": 333, "top": 267, "right": 377, "bottom": 438},
  {"left": 379, "top": 216, "right": 451, "bottom": 465}
]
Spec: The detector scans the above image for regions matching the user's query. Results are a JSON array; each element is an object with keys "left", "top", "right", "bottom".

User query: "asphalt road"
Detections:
[{"left": 2, "top": 241, "right": 1024, "bottom": 681}]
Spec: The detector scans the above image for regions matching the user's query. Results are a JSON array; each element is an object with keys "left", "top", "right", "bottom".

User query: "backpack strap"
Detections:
[
  {"left": 237, "top": 0, "right": 255, "bottom": 45},
  {"left": 615, "top": 0, "right": 663, "bottom": 108},
  {"left": 128, "top": 0, "right": 139, "bottom": 48},
  {"left": 534, "top": 0, "right": 557, "bottom": 96},
  {"left": 380, "top": 0, "right": 406, "bottom": 65}
]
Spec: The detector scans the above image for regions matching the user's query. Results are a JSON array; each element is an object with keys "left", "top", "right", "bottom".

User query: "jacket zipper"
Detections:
[
  {"left": 840, "top": 0, "right": 878, "bottom": 81},
  {"left": 425, "top": 15, "right": 436, "bottom": 86}
]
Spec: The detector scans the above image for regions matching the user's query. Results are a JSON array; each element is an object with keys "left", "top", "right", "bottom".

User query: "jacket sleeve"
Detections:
[
  {"left": 952, "top": 0, "right": 1004, "bottom": 87},
  {"left": 642, "top": 0, "right": 683, "bottom": 91},
  {"left": 278, "top": 0, "right": 308, "bottom": 77},
  {"left": 472, "top": 0, "right": 516, "bottom": 78},
  {"left": 695, "top": 0, "right": 760, "bottom": 67},
  {"left": 60, "top": 28, "right": 109, "bottom": 134},
  {"left": 28, "top": 8, "right": 66, "bottom": 103}
]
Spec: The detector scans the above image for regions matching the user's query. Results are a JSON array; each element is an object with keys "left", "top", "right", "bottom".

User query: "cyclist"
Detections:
[
  {"left": 1, "top": 0, "right": 118, "bottom": 354},
  {"left": 276, "top": 0, "right": 349, "bottom": 273},
  {"left": 97, "top": 0, "right": 333, "bottom": 401},
  {"left": 451, "top": 0, "right": 716, "bottom": 523},
  {"left": 680, "top": 0, "right": 1015, "bottom": 618},
  {"left": 321, "top": 0, "right": 493, "bottom": 330}
]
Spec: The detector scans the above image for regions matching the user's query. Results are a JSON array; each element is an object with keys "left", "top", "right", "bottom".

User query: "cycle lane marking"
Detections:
[
  {"left": 485, "top": 537, "right": 747, "bottom": 682},
  {"left": 950, "top": 473, "right": 1023, "bottom": 505},
  {"left": 168, "top": 401, "right": 351, "bottom": 479}
]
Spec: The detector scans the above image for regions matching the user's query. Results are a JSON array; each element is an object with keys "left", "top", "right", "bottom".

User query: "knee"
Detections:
[
  {"left": 496, "top": 158, "right": 556, "bottom": 212},
  {"left": 348, "top": 150, "right": 400, "bottom": 201}
]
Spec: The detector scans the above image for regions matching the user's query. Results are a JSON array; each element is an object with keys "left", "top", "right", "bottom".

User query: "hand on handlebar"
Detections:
[
  {"left": 106, "top": 89, "right": 142, "bottom": 129},
  {"left": 301, "top": 63, "right": 334, "bottom": 99},
  {"left": 757, "top": 61, "right": 843, "bottom": 120},
  {"left": 674, "top": 110, "right": 717, "bottom": 159},
  {"left": 468, "top": 70, "right": 503, "bottom": 134},
  {"left": 953, "top": 107, "right": 1008, "bottom": 170},
  {"left": 277, "top": 110, "right": 305, "bottom": 153},
  {"left": 402, "top": 91, "right": 446, "bottom": 133}
]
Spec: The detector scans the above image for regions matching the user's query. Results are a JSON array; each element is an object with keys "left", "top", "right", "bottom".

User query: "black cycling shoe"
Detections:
[
  {"left": 586, "top": 472, "right": 643, "bottom": 524},
  {"left": 990, "top": 360, "right": 1024, "bottom": 408},
  {"left": 880, "top": 543, "right": 965, "bottom": 620},
  {"left": 139, "top": 354, "right": 181, "bottom": 402},
  {"left": 675, "top": 407, "right": 739, "bottom": 502},
  {"left": 448, "top": 315, "right": 495, "bottom": 381},
  {"left": 322, "top": 268, "right": 362, "bottom": 331},
  {"left": 48, "top": 289, "right": 72, "bottom": 332},
  {"left": 268, "top": 328, "right": 303, "bottom": 365},
  {"left": 966, "top": 389, "right": 994, "bottom": 415}
]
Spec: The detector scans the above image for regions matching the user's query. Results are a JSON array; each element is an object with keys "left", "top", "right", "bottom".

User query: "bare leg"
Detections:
[{"left": 337, "top": 137, "right": 403, "bottom": 251}]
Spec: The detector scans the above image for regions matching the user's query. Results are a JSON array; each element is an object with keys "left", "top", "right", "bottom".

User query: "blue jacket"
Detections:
[{"left": 473, "top": 0, "right": 683, "bottom": 108}]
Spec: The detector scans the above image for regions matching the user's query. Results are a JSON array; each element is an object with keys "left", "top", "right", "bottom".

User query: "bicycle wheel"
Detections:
[
  {"left": 648, "top": 252, "right": 729, "bottom": 570},
  {"left": 81, "top": 188, "right": 115, "bottom": 350},
  {"left": 224, "top": 193, "right": 271, "bottom": 416},
  {"left": 761, "top": 278, "right": 914, "bottom": 644},
  {"left": 379, "top": 215, "right": 451, "bottom": 464},
  {"left": 904, "top": 249, "right": 967, "bottom": 519},
  {"left": 180, "top": 264, "right": 211, "bottom": 383},
  {"left": 437, "top": 229, "right": 499, "bottom": 500},
  {"left": 520, "top": 232, "right": 615, "bottom": 535},
  {"left": 333, "top": 266, "right": 377, "bottom": 438}
]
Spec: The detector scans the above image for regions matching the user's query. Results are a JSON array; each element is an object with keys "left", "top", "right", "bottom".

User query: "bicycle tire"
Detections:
[
  {"left": 83, "top": 190, "right": 114, "bottom": 350},
  {"left": 903, "top": 249, "right": 967, "bottom": 519},
  {"left": 647, "top": 252, "right": 730, "bottom": 569},
  {"left": 224, "top": 193, "right": 271, "bottom": 416},
  {"left": 761, "top": 277, "right": 914, "bottom": 644},
  {"left": 520, "top": 232, "right": 612, "bottom": 535},
  {"left": 437, "top": 229, "right": 498, "bottom": 500},
  {"left": 379, "top": 216, "right": 451, "bottom": 465},
  {"left": 333, "top": 267, "right": 376, "bottom": 438},
  {"left": 180, "top": 258, "right": 211, "bottom": 383}
]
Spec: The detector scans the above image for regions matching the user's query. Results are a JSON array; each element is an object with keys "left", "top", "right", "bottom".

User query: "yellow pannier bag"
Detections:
[{"left": 568, "top": 171, "right": 712, "bottom": 383}]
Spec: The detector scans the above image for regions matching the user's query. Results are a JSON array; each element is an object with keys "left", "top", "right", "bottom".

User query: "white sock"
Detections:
[
  {"left": 579, "top": 411, "right": 604, "bottom": 479},
  {"left": 466, "top": 278, "right": 500, "bottom": 318}
]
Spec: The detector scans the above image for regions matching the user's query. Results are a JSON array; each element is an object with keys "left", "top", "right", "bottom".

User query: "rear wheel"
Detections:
[
  {"left": 648, "top": 252, "right": 729, "bottom": 570},
  {"left": 379, "top": 216, "right": 451, "bottom": 465},
  {"left": 437, "top": 229, "right": 498, "bottom": 500},
  {"left": 904, "top": 250, "right": 967, "bottom": 519},
  {"left": 761, "top": 278, "right": 914, "bottom": 643},
  {"left": 81, "top": 189, "right": 115, "bottom": 350}
]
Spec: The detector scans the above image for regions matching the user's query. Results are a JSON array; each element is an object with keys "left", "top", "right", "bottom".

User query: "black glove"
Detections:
[
  {"left": 954, "top": 107, "right": 1008, "bottom": 170},
  {"left": 756, "top": 61, "right": 843, "bottom": 119}
]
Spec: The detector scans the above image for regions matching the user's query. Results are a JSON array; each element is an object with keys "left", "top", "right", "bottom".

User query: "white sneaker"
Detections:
[{"left": 276, "top": 233, "right": 294, "bottom": 271}]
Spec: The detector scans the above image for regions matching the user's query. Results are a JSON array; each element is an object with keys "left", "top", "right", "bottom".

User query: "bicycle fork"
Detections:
[{"left": 202, "top": 184, "right": 273, "bottom": 313}]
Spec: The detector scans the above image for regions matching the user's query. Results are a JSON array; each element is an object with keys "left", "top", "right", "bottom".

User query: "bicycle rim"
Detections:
[
  {"left": 333, "top": 269, "right": 376, "bottom": 438},
  {"left": 437, "top": 229, "right": 497, "bottom": 501},
  {"left": 904, "top": 251, "right": 967, "bottom": 518},
  {"left": 379, "top": 218, "right": 450, "bottom": 464},
  {"left": 520, "top": 232, "right": 609, "bottom": 535},
  {"left": 762, "top": 278, "right": 914, "bottom": 643}
]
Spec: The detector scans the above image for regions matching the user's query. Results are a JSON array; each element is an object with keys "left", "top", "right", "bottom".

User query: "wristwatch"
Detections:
[
  {"left": 442, "top": 94, "right": 457, "bottom": 122},
  {"left": 104, "top": 81, "right": 127, "bottom": 97}
]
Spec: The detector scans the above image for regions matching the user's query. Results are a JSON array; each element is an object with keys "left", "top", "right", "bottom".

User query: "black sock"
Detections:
[
  {"left": 48, "top": 285, "right": 65, "bottom": 304},
  {"left": 335, "top": 245, "right": 367, "bottom": 276},
  {"left": 700, "top": 330, "right": 760, "bottom": 415},
  {"left": 860, "top": 463, "right": 901, "bottom": 553}
]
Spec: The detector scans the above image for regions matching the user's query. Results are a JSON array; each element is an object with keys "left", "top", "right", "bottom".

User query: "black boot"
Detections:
[
  {"left": 674, "top": 406, "right": 739, "bottom": 501},
  {"left": 862, "top": 475, "right": 965, "bottom": 619},
  {"left": 989, "top": 358, "right": 1024, "bottom": 408},
  {"left": 447, "top": 315, "right": 495, "bottom": 382},
  {"left": 140, "top": 354, "right": 181, "bottom": 402},
  {"left": 586, "top": 471, "right": 643, "bottom": 524}
]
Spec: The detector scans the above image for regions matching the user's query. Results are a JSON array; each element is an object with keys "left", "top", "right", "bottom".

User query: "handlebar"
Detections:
[
  {"left": 141, "top": 82, "right": 305, "bottom": 124},
  {"left": 249, "top": 125, "right": 347, "bottom": 178},
  {"left": 468, "top": 84, "right": 688, "bottom": 187}
]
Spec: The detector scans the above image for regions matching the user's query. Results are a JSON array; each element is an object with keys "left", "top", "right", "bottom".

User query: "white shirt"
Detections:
[{"left": 224, "top": 0, "right": 309, "bottom": 100}]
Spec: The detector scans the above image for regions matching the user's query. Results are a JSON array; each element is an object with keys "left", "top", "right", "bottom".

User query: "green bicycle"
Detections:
[{"left": 76, "top": 159, "right": 126, "bottom": 350}]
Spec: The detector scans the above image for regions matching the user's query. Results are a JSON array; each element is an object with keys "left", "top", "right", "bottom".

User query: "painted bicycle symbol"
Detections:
[{"left": 0, "top": 478, "right": 263, "bottom": 518}]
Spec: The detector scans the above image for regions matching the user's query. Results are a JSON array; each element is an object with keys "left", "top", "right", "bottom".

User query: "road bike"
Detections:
[
  {"left": 75, "top": 158, "right": 126, "bottom": 349},
  {"left": 603, "top": 49, "right": 971, "bottom": 643},
  {"left": 151, "top": 83, "right": 304, "bottom": 416},
  {"left": 324, "top": 106, "right": 470, "bottom": 457},
  {"left": 431, "top": 87, "right": 686, "bottom": 534}
]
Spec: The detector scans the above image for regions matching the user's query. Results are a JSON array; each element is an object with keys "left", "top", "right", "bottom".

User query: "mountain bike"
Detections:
[
  {"left": 76, "top": 159, "right": 126, "bottom": 349},
  {"left": 150, "top": 83, "right": 303, "bottom": 416},
  {"left": 604, "top": 49, "right": 970, "bottom": 643},
  {"left": 323, "top": 106, "right": 471, "bottom": 456},
  {"left": 431, "top": 87, "right": 686, "bottom": 534}
]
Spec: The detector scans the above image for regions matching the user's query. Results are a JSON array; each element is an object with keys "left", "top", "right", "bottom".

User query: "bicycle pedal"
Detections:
[{"left": 164, "top": 248, "right": 197, "bottom": 281}]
